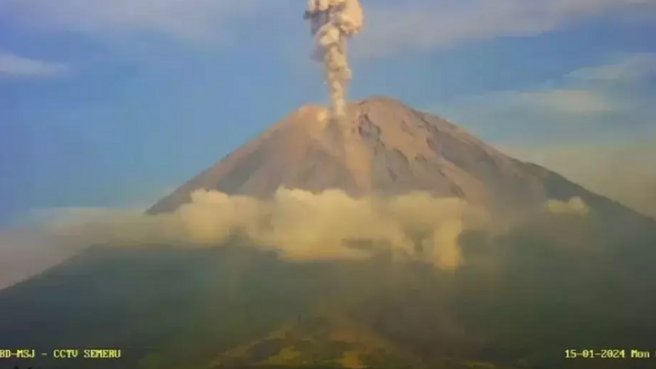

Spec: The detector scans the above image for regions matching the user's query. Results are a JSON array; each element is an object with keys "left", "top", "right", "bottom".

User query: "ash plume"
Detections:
[{"left": 305, "top": 0, "right": 364, "bottom": 118}]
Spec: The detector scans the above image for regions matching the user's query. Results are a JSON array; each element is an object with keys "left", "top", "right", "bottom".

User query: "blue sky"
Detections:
[{"left": 1, "top": 0, "right": 656, "bottom": 223}]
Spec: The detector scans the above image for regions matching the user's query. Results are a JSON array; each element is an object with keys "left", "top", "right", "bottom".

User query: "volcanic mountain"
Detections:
[
  {"left": 1, "top": 97, "right": 655, "bottom": 369},
  {"left": 149, "top": 96, "right": 545, "bottom": 214},
  {"left": 148, "top": 96, "right": 646, "bottom": 228}
]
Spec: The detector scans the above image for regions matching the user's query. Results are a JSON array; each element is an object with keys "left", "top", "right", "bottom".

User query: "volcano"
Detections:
[
  {"left": 148, "top": 96, "right": 563, "bottom": 213},
  {"left": 1, "top": 97, "right": 655, "bottom": 369},
  {"left": 148, "top": 96, "right": 648, "bottom": 229}
]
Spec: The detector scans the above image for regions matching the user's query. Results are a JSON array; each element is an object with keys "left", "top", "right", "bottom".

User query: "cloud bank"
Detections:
[
  {"left": 45, "top": 189, "right": 487, "bottom": 270},
  {"left": 0, "top": 188, "right": 595, "bottom": 291}
]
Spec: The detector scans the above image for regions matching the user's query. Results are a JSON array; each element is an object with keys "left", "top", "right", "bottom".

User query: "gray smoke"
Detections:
[{"left": 305, "top": 0, "right": 364, "bottom": 118}]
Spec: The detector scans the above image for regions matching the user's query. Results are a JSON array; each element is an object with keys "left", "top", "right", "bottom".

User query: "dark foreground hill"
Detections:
[{"left": 0, "top": 97, "right": 655, "bottom": 369}]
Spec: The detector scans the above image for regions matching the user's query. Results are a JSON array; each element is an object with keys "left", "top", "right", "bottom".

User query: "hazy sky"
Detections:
[{"left": 1, "top": 0, "right": 655, "bottom": 222}]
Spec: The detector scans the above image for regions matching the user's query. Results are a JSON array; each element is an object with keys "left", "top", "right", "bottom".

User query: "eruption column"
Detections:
[{"left": 305, "top": 0, "right": 363, "bottom": 119}]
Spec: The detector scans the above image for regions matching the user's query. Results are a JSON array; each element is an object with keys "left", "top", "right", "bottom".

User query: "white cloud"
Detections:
[
  {"left": 358, "top": 0, "right": 655, "bottom": 58},
  {"left": 0, "top": 52, "right": 67, "bottom": 78},
  {"left": 566, "top": 53, "right": 656, "bottom": 83},
  {"left": 0, "top": 189, "right": 489, "bottom": 289},
  {"left": 0, "top": 0, "right": 261, "bottom": 41},
  {"left": 2, "top": 188, "right": 597, "bottom": 291}
]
